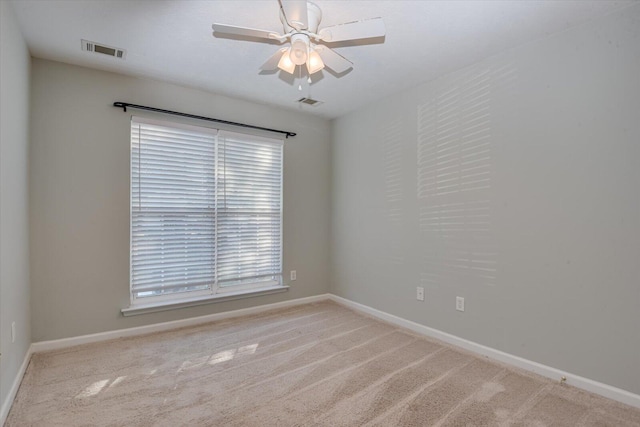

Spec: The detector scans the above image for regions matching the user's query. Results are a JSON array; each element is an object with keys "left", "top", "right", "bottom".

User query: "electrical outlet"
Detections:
[
  {"left": 290, "top": 270, "right": 297, "bottom": 281},
  {"left": 416, "top": 287, "right": 424, "bottom": 301},
  {"left": 456, "top": 296, "right": 465, "bottom": 312},
  {"left": 11, "top": 321, "right": 16, "bottom": 343}
]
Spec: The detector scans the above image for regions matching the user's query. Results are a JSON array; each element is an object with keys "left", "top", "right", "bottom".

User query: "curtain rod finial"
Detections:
[{"left": 113, "top": 101, "right": 128, "bottom": 112}]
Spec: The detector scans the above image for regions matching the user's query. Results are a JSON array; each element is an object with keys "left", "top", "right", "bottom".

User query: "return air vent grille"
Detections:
[
  {"left": 297, "top": 97, "right": 323, "bottom": 106},
  {"left": 81, "top": 39, "right": 126, "bottom": 59}
]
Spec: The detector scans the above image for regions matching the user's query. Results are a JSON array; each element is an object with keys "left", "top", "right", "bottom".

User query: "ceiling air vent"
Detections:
[
  {"left": 297, "top": 97, "right": 323, "bottom": 107},
  {"left": 81, "top": 39, "right": 126, "bottom": 59}
]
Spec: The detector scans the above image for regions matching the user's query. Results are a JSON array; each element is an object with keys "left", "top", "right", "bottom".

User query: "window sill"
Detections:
[{"left": 121, "top": 285, "right": 290, "bottom": 317}]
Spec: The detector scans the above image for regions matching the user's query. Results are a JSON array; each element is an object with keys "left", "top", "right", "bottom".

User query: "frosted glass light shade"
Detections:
[
  {"left": 277, "top": 49, "right": 296, "bottom": 74},
  {"left": 307, "top": 49, "right": 324, "bottom": 74},
  {"left": 289, "top": 39, "right": 308, "bottom": 65}
]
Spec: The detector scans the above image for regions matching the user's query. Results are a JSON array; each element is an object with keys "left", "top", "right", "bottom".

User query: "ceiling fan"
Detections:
[{"left": 212, "top": 0, "right": 385, "bottom": 77}]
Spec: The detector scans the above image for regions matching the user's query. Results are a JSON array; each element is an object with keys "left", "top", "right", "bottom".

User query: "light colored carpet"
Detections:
[{"left": 6, "top": 301, "right": 640, "bottom": 426}]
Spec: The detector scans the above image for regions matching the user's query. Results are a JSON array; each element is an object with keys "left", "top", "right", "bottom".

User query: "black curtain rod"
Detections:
[{"left": 113, "top": 102, "right": 296, "bottom": 138}]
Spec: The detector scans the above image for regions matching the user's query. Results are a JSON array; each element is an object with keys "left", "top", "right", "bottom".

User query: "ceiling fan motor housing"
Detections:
[{"left": 280, "top": 1, "right": 322, "bottom": 33}]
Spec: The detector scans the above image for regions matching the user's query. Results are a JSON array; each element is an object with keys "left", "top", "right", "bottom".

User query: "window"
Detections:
[{"left": 130, "top": 117, "right": 283, "bottom": 307}]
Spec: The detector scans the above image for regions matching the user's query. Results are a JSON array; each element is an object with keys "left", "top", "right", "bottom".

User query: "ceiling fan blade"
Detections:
[
  {"left": 212, "top": 23, "right": 281, "bottom": 41},
  {"left": 319, "top": 17, "right": 386, "bottom": 43},
  {"left": 260, "top": 48, "right": 288, "bottom": 71},
  {"left": 279, "top": 0, "right": 308, "bottom": 30},
  {"left": 314, "top": 45, "right": 353, "bottom": 74}
]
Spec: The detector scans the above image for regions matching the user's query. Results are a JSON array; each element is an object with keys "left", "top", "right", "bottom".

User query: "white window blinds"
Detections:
[{"left": 131, "top": 117, "right": 283, "bottom": 302}]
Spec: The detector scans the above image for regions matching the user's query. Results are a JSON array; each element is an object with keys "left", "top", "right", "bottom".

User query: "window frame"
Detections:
[{"left": 125, "top": 116, "right": 285, "bottom": 314}]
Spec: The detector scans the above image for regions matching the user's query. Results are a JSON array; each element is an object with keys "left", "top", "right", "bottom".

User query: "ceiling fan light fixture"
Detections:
[
  {"left": 277, "top": 49, "right": 296, "bottom": 74},
  {"left": 212, "top": 2, "right": 386, "bottom": 81},
  {"left": 289, "top": 34, "right": 309, "bottom": 65},
  {"left": 306, "top": 48, "right": 324, "bottom": 74}
]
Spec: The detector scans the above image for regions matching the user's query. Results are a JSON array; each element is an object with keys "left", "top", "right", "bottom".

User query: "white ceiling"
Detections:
[{"left": 11, "top": 0, "right": 635, "bottom": 119}]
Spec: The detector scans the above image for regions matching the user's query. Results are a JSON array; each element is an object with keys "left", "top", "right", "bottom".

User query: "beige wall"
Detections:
[
  {"left": 29, "top": 59, "right": 331, "bottom": 341},
  {"left": 331, "top": 5, "right": 640, "bottom": 394},
  {"left": 0, "top": 0, "right": 32, "bottom": 408}
]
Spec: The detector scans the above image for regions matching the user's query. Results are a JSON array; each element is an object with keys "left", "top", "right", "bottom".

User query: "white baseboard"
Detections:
[
  {"left": 1, "top": 344, "right": 33, "bottom": 426},
  {"left": 328, "top": 294, "right": 640, "bottom": 409},
  {"left": 31, "top": 294, "right": 331, "bottom": 353}
]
